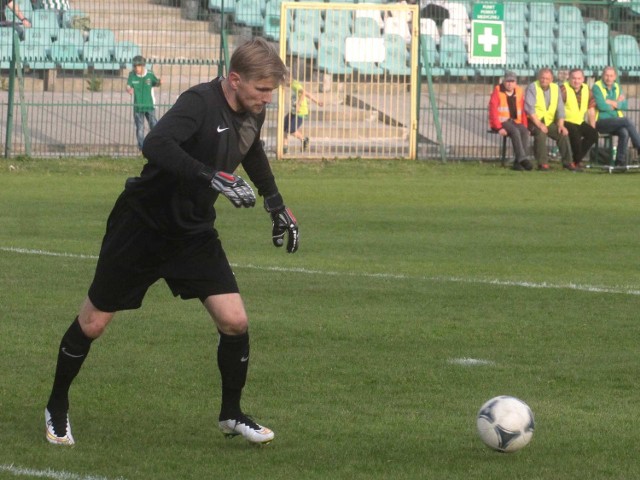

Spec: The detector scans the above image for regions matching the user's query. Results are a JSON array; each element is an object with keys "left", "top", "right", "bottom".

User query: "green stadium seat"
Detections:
[
  {"left": 234, "top": 0, "right": 265, "bottom": 28},
  {"left": 293, "top": 9, "right": 323, "bottom": 41},
  {"left": 0, "top": 41, "right": 11, "bottom": 69},
  {"left": 527, "top": 36, "right": 555, "bottom": 68},
  {"left": 528, "top": 2, "right": 555, "bottom": 24},
  {"left": 324, "top": 9, "right": 352, "bottom": 36},
  {"left": 319, "top": 31, "right": 348, "bottom": 50},
  {"left": 558, "top": 5, "right": 583, "bottom": 26},
  {"left": 87, "top": 28, "right": 116, "bottom": 57},
  {"left": 419, "top": 34, "right": 444, "bottom": 76},
  {"left": 419, "top": 18, "right": 439, "bottom": 44},
  {"left": 380, "top": 43, "right": 410, "bottom": 76},
  {"left": 114, "top": 41, "right": 142, "bottom": 67},
  {"left": 83, "top": 44, "right": 120, "bottom": 71},
  {"left": 613, "top": 34, "right": 640, "bottom": 76},
  {"left": 439, "top": 34, "right": 476, "bottom": 76},
  {"left": 57, "top": 28, "right": 84, "bottom": 48},
  {"left": 504, "top": 2, "right": 528, "bottom": 22},
  {"left": 317, "top": 44, "right": 353, "bottom": 75},
  {"left": 557, "top": 38, "right": 584, "bottom": 69},
  {"left": 262, "top": 0, "right": 281, "bottom": 40},
  {"left": 350, "top": 61, "right": 384, "bottom": 75},
  {"left": 208, "top": 0, "right": 235, "bottom": 13},
  {"left": 31, "top": 9, "right": 60, "bottom": 41},
  {"left": 20, "top": 42, "right": 55, "bottom": 69},
  {"left": 287, "top": 30, "right": 317, "bottom": 59},
  {"left": 61, "top": 9, "right": 87, "bottom": 28},
  {"left": 354, "top": 17, "right": 382, "bottom": 38},
  {"left": 51, "top": 42, "right": 85, "bottom": 70}
]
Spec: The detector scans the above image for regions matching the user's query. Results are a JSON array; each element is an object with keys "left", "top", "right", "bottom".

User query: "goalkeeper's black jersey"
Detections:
[{"left": 123, "top": 77, "right": 278, "bottom": 235}]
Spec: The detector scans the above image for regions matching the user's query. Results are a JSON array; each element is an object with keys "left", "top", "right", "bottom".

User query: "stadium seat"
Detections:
[
  {"left": 287, "top": 29, "right": 317, "bottom": 59},
  {"left": 442, "top": 18, "right": 469, "bottom": 48},
  {"left": 380, "top": 42, "right": 410, "bottom": 76},
  {"left": 557, "top": 38, "right": 584, "bottom": 69},
  {"left": 319, "top": 31, "right": 348, "bottom": 51},
  {"left": 4, "top": 0, "right": 33, "bottom": 22},
  {"left": 354, "top": 16, "right": 382, "bottom": 38},
  {"left": 114, "top": 41, "right": 142, "bottom": 67},
  {"left": 234, "top": 0, "right": 265, "bottom": 28},
  {"left": 317, "top": 44, "right": 353, "bottom": 75},
  {"left": 0, "top": 41, "right": 11, "bottom": 69},
  {"left": 558, "top": 5, "right": 583, "bottom": 26},
  {"left": 528, "top": 20, "right": 555, "bottom": 42},
  {"left": 324, "top": 10, "right": 353, "bottom": 36},
  {"left": 83, "top": 44, "right": 120, "bottom": 71},
  {"left": 20, "top": 42, "right": 55, "bottom": 69},
  {"left": 208, "top": 0, "right": 235, "bottom": 13},
  {"left": 419, "top": 17, "right": 439, "bottom": 44},
  {"left": 527, "top": 34, "right": 556, "bottom": 69},
  {"left": 31, "top": 9, "right": 60, "bottom": 41},
  {"left": 57, "top": 28, "right": 85, "bottom": 49},
  {"left": 439, "top": 34, "right": 476, "bottom": 76},
  {"left": 419, "top": 34, "right": 444, "bottom": 76},
  {"left": 262, "top": 0, "right": 281, "bottom": 40},
  {"left": 504, "top": 2, "right": 528, "bottom": 22},
  {"left": 505, "top": 19, "right": 527, "bottom": 40},
  {"left": 23, "top": 28, "right": 52, "bottom": 50},
  {"left": 350, "top": 60, "right": 384, "bottom": 75},
  {"left": 613, "top": 34, "right": 640, "bottom": 76},
  {"left": 528, "top": 2, "right": 555, "bottom": 24},
  {"left": 293, "top": 9, "right": 323, "bottom": 41},
  {"left": 585, "top": 20, "right": 609, "bottom": 42},
  {"left": 557, "top": 21, "right": 584, "bottom": 46},
  {"left": 51, "top": 42, "right": 85, "bottom": 71},
  {"left": 87, "top": 28, "right": 116, "bottom": 56}
]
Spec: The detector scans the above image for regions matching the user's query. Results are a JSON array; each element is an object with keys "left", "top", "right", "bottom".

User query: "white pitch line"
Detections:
[
  {"left": 0, "top": 464, "right": 126, "bottom": 480},
  {"left": 2, "top": 246, "right": 640, "bottom": 296}
]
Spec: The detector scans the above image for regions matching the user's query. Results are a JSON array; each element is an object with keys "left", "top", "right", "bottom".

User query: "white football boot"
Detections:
[
  {"left": 219, "top": 414, "right": 274, "bottom": 445},
  {"left": 45, "top": 408, "right": 75, "bottom": 446}
]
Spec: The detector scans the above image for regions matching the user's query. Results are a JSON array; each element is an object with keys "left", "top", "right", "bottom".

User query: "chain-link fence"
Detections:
[{"left": 2, "top": 0, "right": 640, "bottom": 161}]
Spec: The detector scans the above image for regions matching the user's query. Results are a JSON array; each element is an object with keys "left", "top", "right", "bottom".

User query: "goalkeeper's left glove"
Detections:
[{"left": 264, "top": 193, "right": 299, "bottom": 254}]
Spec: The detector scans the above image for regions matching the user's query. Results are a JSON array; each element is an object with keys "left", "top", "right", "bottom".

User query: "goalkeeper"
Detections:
[{"left": 44, "top": 37, "right": 298, "bottom": 447}]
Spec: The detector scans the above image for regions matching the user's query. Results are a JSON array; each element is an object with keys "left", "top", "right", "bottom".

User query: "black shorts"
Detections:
[{"left": 88, "top": 195, "right": 238, "bottom": 312}]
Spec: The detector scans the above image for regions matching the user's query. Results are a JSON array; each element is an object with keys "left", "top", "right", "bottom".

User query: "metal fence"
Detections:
[{"left": 2, "top": 0, "right": 640, "bottom": 161}]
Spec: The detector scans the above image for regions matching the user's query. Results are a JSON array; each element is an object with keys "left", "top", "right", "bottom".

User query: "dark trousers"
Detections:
[
  {"left": 565, "top": 121, "right": 598, "bottom": 164},
  {"left": 501, "top": 120, "right": 530, "bottom": 164},
  {"left": 529, "top": 123, "right": 572, "bottom": 166}
]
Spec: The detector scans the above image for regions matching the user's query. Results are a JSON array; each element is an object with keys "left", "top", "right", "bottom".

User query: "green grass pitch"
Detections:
[{"left": 1, "top": 158, "right": 639, "bottom": 479}]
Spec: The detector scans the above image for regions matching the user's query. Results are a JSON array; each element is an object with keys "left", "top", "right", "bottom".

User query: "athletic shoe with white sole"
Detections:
[
  {"left": 219, "top": 414, "right": 274, "bottom": 444},
  {"left": 45, "top": 408, "right": 75, "bottom": 446}
]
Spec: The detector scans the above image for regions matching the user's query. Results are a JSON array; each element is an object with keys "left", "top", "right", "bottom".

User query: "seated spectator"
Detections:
[
  {"left": 560, "top": 68, "right": 598, "bottom": 171},
  {"left": 524, "top": 68, "right": 575, "bottom": 171},
  {"left": 488, "top": 71, "right": 532, "bottom": 171},
  {"left": 0, "top": 0, "right": 32, "bottom": 40},
  {"left": 592, "top": 66, "right": 640, "bottom": 166}
]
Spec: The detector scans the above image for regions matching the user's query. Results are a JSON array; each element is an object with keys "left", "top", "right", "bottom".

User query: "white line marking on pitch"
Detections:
[
  {"left": 448, "top": 357, "right": 495, "bottom": 366},
  {"left": 0, "top": 464, "right": 126, "bottom": 480},
  {"left": 2, "top": 246, "right": 640, "bottom": 296}
]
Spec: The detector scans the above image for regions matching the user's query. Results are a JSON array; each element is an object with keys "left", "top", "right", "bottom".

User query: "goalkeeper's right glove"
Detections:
[
  {"left": 264, "top": 193, "right": 299, "bottom": 254},
  {"left": 209, "top": 171, "right": 256, "bottom": 208}
]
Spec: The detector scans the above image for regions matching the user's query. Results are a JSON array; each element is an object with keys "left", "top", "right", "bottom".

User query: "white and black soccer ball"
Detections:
[{"left": 476, "top": 395, "right": 535, "bottom": 453}]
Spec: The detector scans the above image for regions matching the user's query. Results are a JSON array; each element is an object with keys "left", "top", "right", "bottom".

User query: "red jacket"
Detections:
[{"left": 488, "top": 84, "right": 528, "bottom": 130}]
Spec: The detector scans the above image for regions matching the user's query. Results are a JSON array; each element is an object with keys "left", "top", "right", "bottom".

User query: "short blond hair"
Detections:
[{"left": 229, "top": 37, "right": 288, "bottom": 83}]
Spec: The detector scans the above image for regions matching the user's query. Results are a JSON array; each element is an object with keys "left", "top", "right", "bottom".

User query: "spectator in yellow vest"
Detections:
[
  {"left": 592, "top": 66, "right": 640, "bottom": 166},
  {"left": 524, "top": 68, "right": 576, "bottom": 171},
  {"left": 560, "top": 68, "right": 598, "bottom": 171}
]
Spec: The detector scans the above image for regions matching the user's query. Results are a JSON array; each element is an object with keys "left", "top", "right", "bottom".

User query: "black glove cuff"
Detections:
[
  {"left": 198, "top": 166, "right": 216, "bottom": 184},
  {"left": 264, "top": 192, "right": 284, "bottom": 213}
]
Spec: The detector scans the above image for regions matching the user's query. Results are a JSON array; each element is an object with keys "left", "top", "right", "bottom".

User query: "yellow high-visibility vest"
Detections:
[
  {"left": 563, "top": 82, "right": 589, "bottom": 124},
  {"left": 534, "top": 81, "right": 559, "bottom": 125}
]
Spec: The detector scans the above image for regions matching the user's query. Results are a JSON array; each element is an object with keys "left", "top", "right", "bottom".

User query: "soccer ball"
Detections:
[{"left": 476, "top": 395, "right": 535, "bottom": 453}]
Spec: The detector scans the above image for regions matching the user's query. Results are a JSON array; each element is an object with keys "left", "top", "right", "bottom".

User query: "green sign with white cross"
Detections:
[{"left": 470, "top": 3, "right": 505, "bottom": 64}]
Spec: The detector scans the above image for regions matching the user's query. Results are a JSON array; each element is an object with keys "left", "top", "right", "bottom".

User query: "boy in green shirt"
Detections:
[{"left": 126, "top": 55, "right": 161, "bottom": 151}]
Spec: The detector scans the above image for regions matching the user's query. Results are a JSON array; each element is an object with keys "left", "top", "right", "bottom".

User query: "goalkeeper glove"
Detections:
[
  {"left": 264, "top": 193, "right": 299, "bottom": 254},
  {"left": 209, "top": 171, "right": 256, "bottom": 208}
]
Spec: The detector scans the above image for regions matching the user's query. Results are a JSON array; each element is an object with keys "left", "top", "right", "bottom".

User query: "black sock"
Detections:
[
  {"left": 47, "top": 317, "right": 93, "bottom": 413},
  {"left": 217, "top": 330, "right": 249, "bottom": 420}
]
